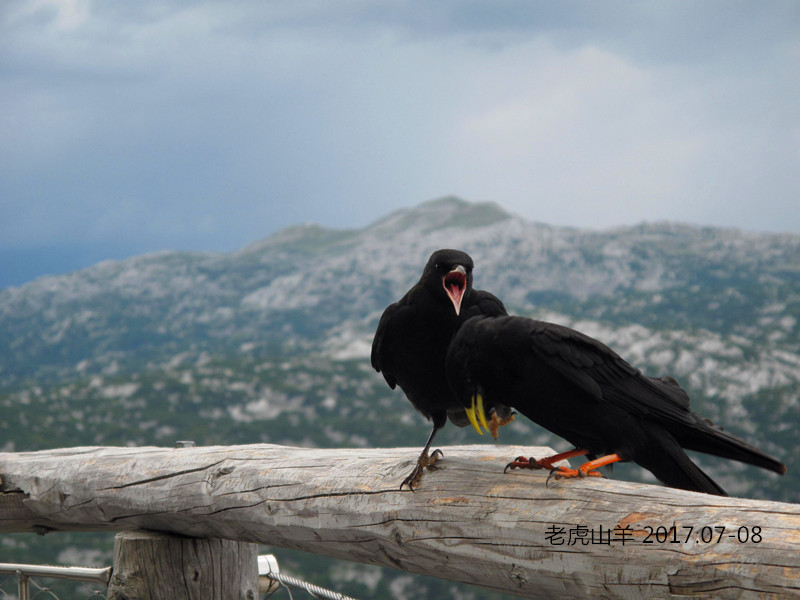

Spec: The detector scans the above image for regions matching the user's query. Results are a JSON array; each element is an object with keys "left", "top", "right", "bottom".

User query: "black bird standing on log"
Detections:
[
  {"left": 371, "top": 249, "right": 512, "bottom": 490},
  {"left": 446, "top": 315, "right": 786, "bottom": 496}
]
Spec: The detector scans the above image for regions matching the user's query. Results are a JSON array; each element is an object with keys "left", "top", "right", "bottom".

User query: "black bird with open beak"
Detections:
[{"left": 371, "top": 249, "right": 513, "bottom": 490}]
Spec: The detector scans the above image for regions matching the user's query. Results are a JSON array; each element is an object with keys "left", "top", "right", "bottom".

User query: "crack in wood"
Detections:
[{"left": 99, "top": 461, "right": 228, "bottom": 490}]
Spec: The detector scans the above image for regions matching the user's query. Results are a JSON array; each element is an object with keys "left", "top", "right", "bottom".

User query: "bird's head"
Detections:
[{"left": 422, "top": 249, "right": 474, "bottom": 315}]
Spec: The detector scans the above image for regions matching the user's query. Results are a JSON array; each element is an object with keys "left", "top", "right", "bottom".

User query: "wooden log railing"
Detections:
[{"left": 1, "top": 443, "right": 798, "bottom": 600}]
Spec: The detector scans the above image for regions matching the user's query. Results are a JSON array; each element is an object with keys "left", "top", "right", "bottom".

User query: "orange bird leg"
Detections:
[
  {"left": 504, "top": 448, "right": 589, "bottom": 473},
  {"left": 547, "top": 453, "right": 623, "bottom": 486}
]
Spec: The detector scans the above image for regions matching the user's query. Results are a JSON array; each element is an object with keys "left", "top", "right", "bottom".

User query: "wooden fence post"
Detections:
[{"left": 106, "top": 530, "right": 258, "bottom": 600}]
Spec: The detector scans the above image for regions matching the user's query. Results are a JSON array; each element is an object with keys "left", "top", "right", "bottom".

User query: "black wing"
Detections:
[
  {"left": 371, "top": 301, "right": 401, "bottom": 389},
  {"left": 527, "top": 320, "right": 692, "bottom": 423}
]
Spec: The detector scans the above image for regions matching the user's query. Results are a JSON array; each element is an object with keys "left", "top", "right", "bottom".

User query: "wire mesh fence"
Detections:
[
  {"left": 0, "top": 555, "right": 359, "bottom": 600},
  {"left": 0, "top": 572, "right": 107, "bottom": 600}
]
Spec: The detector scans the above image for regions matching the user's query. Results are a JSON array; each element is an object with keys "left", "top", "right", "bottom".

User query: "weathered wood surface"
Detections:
[
  {"left": 1, "top": 444, "right": 798, "bottom": 600},
  {"left": 106, "top": 531, "right": 258, "bottom": 600}
]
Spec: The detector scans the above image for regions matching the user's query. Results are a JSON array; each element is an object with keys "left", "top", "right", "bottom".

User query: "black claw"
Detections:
[
  {"left": 400, "top": 449, "right": 444, "bottom": 491},
  {"left": 546, "top": 469, "right": 561, "bottom": 487},
  {"left": 400, "top": 466, "right": 423, "bottom": 492},
  {"left": 504, "top": 456, "right": 536, "bottom": 473}
]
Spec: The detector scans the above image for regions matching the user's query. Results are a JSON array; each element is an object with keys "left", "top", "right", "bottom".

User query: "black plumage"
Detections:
[
  {"left": 445, "top": 315, "right": 786, "bottom": 496},
  {"left": 371, "top": 249, "right": 511, "bottom": 490}
]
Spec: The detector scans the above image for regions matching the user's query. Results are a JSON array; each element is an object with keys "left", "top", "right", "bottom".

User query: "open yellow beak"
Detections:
[{"left": 465, "top": 393, "right": 490, "bottom": 435}]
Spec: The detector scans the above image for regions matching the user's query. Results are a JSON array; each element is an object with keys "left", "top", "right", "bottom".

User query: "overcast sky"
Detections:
[{"left": 2, "top": 1, "right": 799, "bottom": 287}]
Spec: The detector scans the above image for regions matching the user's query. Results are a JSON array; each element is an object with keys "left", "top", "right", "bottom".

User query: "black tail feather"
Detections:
[
  {"left": 648, "top": 375, "right": 786, "bottom": 476},
  {"left": 639, "top": 438, "right": 728, "bottom": 496},
  {"left": 677, "top": 416, "right": 786, "bottom": 476}
]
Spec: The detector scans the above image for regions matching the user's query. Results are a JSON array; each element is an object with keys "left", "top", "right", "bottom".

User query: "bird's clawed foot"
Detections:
[
  {"left": 544, "top": 453, "right": 622, "bottom": 487},
  {"left": 504, "top": 448, "right": 590, "bottom": 474},
  {"left": 505, "top": 454, "right": 605, "bottom": 486},
  {"left": 488, "top": 412, "right": 515, "bottom": 440},
  {"left": 504, "top": 455, "right": 555, "bottom": 473},
  {"left": 400, "top": 449, "right": 444, "bottom": 491},
  {"left": 546, "top": 465, "right": 605, "bottom": 487}
]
